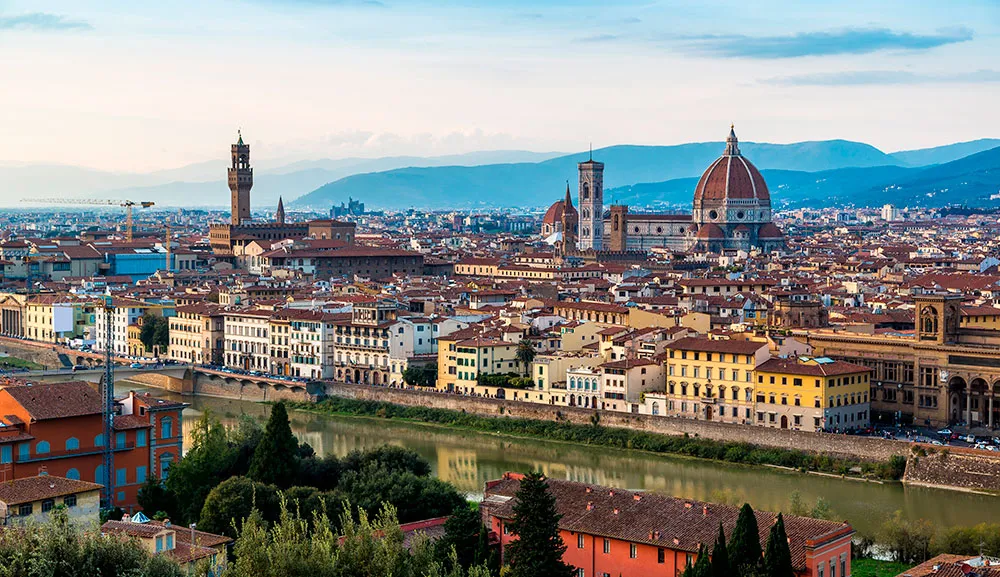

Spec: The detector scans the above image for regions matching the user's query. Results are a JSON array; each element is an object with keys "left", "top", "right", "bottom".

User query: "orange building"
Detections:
[
  {"left": 0, "top": 382, "right": 186, "bottom": 510},
  {"left": 482, "top": 474, "right": 854, "bottom": 577}
]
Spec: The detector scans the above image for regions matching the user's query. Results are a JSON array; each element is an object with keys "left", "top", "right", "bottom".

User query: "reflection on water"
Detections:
[{"left": 121, "top": 384, "right": 1000, "bottom": 537}]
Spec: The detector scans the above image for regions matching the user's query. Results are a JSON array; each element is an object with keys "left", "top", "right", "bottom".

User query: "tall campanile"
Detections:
[
  {"left": 577, "top": 153, "right": 605, "bottom": 251},
  {"left": 229, "top": 131, "right": 253, "bottom": 225}
]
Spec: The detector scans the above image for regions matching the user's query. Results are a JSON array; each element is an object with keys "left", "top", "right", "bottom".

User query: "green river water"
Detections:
[{"left": 120, "top": 385, "right": 1000, "bottom": 538}]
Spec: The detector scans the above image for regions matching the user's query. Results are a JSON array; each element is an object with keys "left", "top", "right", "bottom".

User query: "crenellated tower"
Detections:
[{"left": 228, "top": 131, "right": 253, "bottom": 225}]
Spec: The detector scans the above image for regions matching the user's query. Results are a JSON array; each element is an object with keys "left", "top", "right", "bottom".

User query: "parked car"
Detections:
[
  {"left": 966, "top": 435, "right": 976, "bottom": 444},
  {"left": 937, "top": 428, "right": 952, "bottom": 436},
  {"left": 129, "top": 362, "right": 143, "bottom": 369},
  {"left": 71, "top": 365, "right": 87, "bottom": 371}
]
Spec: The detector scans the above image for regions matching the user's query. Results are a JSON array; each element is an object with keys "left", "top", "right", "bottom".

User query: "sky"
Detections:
[{"left": 1, "top": 0, "right": 998, "bottom": 172}]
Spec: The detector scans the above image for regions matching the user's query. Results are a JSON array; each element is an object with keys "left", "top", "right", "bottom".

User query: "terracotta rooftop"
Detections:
[
  {"left": 0, "top": 475, "right": 102, "bottom": 506},
  {"left": 483, "top": 475, "right": 851, "bottom": 572},
  {"left": 2, "top": 382, "right": 103, "bottom": 420}
]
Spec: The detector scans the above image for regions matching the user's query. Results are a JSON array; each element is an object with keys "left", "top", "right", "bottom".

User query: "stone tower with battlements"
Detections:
[{"left": 228, "top": 131, "right": 253, "bottom": 225}]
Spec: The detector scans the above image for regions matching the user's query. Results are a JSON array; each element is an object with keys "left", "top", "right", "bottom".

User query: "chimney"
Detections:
[
  {"left": 703, "top": 505, "right": 709, "bottom": 517},
  {"left": 633, "top": 494, "right": 642, "bottom": 502},
  {"left": 164, "top": 518, "right": 171, "bottom": 527},
  {"left": 609, "top": 490, "right": 615, "bottom": 496},
  {"left": 648, "top": 531, "right": 654, "bottom": 540},
  {"left": 613, "top": 508, "right": 619, "bottom": 515},
  {"left": 587, "top": 502, "right": 593, "bottom": 511},
  {"left": 673, "top": 537, "right": 680, "bottom": 545},
  {"left": 684, "top": 502, "right": 693, "bottom": 509},
  {"left": 585, "top": 487, "right": 592, "bottom": 493},
  {"left": 654, "top": 531, "right": 660, "bottom": 540},
  {"left": 190, "top": 523, "right": 197, "bottom": 546}
]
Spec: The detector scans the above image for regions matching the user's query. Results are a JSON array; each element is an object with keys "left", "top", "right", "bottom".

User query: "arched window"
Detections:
[
  {"left": 36, "top": 441, "right": 50, "bottom": 454},
  {"left": 66, "top": 468, "right": 80, "bottom": 481},
  {"left": 94, "top": 434, "right": 105, "bottom": 447},
  {"left": 582, "top": 182, "right": 590, "bottom": 200},
  {"left": 95, "top": 464, "right": 105, "bottom": 484},
  {"left": 160, "top": 417, "right": 174, "bottom": 440},
  {"left": 160, "top": 453, "right": 174, "bottom": 479},
  {"left": 65, "top": 437, "right": 79, "bottom": 451}
]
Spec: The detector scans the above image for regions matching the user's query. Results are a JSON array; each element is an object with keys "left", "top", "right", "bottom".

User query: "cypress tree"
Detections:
[
  {"left": 505, "top": 472, "right": 575, "bottom": 577},
  {"left": 248, "top": 402, "right": 299, "bottom": 488},
  {"left": 692, "top": 543, "right": 712, "bottom": 577},
  {"left": 711, "top": 523, "right": 731, "bottom": 577},
  {"left": 762, "top": 514, "right": 795, "bottom": 577},
  {"left": 728, "top": 503, "right": 762, "bottom": 576}
]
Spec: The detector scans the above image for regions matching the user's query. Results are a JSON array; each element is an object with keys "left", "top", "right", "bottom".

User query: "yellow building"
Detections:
[
  {"left": 168, "top": 304, "right": 224, "bottom": 365},
  {"left": 664, "top": 337, "right": 770, "bottom": 424},
  {"left": 452, "top": 337, "right": 520, "bottom": 396},
  {"left": 755, "top": 357, "right": 871, "bottom": 432}
]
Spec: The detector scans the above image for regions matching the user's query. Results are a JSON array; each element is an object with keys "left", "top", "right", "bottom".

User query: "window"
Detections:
[
  {"left": 116, "top": 468, "right": 127, "bottom": 486},
  {"left": 137, "top": 466, "right": 148, "bottom": 484},
  {"left": 116, "top": 432, "right": 126, "bottom": 449},
  {"left": 137, "top": 430, "right": 147, "bottom": 448},
  {"left": 603, "top": 539, "right": 610, "bottom": 554},
  {"left": 578, "top": 534, "right": 585, "bottom": 549},
  {"left": 0, "top": 445, "right": 10, "bottom": 464},
  {"left": 630, "top": 544, "right": 637, "bottom": 559},
  {"left": 160, "top": 417, "right": 174, "bottom": 440},
  {"left": 577, "top": 570, "right": 585, "bottom": 577},
  {"left": 156, "top": 536, "right": 164, "bottom": 553},
  {"left": 17, "top": 504, "right": 32, "bottom": 516},
  {"left": 66, "top": 468, "right": 80, "bottom": 480},
  {"left": 63, "top": 494, "right": 77, "bottom": 508},
  {"left": 41, "top": 499, "right": 54, "bottom": 513},
  {"left": 18, "top": 443, "right": 29, "bottom": 461},
  {"left": 166, "top": 534, "right": 174, "bottom": 550},
  {"left": 65, "top": 437, "right": 79, "bottom": 451},
  {"left": 658, "top": 548, "right": 665, "bottom": 563},
  {"left": 94, "top": 434, "right": 105, "bottom": 447}
]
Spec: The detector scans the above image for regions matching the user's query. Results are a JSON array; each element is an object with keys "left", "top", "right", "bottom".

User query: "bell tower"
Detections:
[
  {"left": 229, "top": 131, "right": 253, "bottom": 225},
  {"left": 578, "top": 150, "right": 604, "bottom": 251}
]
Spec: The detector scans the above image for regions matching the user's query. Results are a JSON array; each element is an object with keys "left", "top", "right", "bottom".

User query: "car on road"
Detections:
[
  {"left": 937, "top": 429, "right": 952, "bottom": 436},
  {"left": 930, "top": 440, "right": 944, "bottom": 446},
  {"left": 966, "top": 435, "right": 976, "bottom": 444},
  {"left": 129, "top": 362, "right": 144, "bottom": 369}
]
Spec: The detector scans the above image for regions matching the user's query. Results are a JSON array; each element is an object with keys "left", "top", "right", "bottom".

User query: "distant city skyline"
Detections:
[{"left": 1, "top": 0, "right": 998, "bottom": 172}]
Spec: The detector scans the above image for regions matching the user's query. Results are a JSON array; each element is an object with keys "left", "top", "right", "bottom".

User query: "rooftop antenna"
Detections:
[{"left": 589, "top": 143, "right": 593, "bottom": 161}]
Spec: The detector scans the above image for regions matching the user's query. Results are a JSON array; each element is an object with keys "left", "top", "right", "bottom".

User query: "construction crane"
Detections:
[
  {"left": 26, "top": 199, "right": 155, "bottom": 242},
  {"left": 98, "top": 294, "right": 118, "bottom": 509}
]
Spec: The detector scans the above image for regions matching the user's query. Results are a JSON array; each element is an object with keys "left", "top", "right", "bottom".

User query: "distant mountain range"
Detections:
[
  {"left": 4, "top": 150, "right": 564, "bottom": 209},
  {"left": 4, "top": 138, "right": 999, "bottom": 211},
  {"left": 292, "top": 139, "right": 1000, "bottom": 210},
  {"left": 608, "top": 146, "right": 1000, "bottom": 209}
]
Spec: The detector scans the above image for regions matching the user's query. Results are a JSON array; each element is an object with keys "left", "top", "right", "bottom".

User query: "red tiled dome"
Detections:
[
  {"left": 759, "top": 222, "right": 784, "bottom": 238},
  {"left": 693, "top": 127, "right": 770, "bottom": 206},
  {"left": 696, "top": 223, "right": 726, "bottom": 239}
]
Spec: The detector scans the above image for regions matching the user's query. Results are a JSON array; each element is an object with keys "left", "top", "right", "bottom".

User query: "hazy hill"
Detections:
[
  {"left": 890, "top": 139, "right": 1000, "bottom": 167},
  {"left": 2, "top": 150, "right": 564, "bottom": 208},
  {"left": 292, "top": 140, "right": 901, "bottom": 209},
  {"left": 608, "top": 147, "right": 1000, "bottom": 209}
]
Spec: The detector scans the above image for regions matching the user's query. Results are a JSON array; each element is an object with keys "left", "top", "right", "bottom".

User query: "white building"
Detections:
[{"left": 222, "top": 309, "right": 272, "bottom": 371}]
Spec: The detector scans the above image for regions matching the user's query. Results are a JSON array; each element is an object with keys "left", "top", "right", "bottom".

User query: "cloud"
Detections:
[
  {"left": 766, "top": 69, "right": 1000, "bottom": 86},
  {"left": 245, "top": 0, "right": 386, "bottom": 7},
  {"left": 574, "top": 34, "right": 619, "bottom": 43},
  {"left": 0, "top": 13, "right": 92, "bottom": 31},
  {"left": 681, "top": 27, "right": 973, "bottom": 59}
]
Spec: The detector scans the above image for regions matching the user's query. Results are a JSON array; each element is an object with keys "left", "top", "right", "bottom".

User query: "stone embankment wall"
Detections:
[
  {"left": 190, "top": 371, "right": 310, "bottom": 403},
  {"left": 323, "top": 383, "right": 909, "bottom": 463},
  {"left": 904, "top": 446, "right": 1000, "bottom": 493},
  {"left": 0, "top": 339, "right": 65, "bottom": 368},
  {"left": 124, "top": 373, "right": 190, "bottom": 394}
]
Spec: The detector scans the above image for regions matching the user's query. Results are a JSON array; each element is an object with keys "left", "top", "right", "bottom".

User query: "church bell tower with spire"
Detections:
[
  {"left": 577, "top": 146, "right": 605, "bottom": 251},
  {"left": 229, "top": 130, "right": 253, "bottom": 225}
]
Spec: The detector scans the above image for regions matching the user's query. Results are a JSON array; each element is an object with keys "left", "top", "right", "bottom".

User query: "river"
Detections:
[{"left": 120, "top": 384, "right": 1000, "bottom": 537}]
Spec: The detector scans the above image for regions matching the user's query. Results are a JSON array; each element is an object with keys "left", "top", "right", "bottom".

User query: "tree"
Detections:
[
  {"left": 514, "top": 340, "right": 536, "bottom": 376},
  {"left": 711, "top": 523, "right": 731, "bottom": 577},
  {"left": 139, "top": 313, "right": 169, "bottom": 354},
  {"left": 337, "top": 466, "right": 466, "bottom": 525},
  {"left": 249, "top": 402, "right": 300, "bottom": 488},
  {"left": 0, "top": 508, "right": 183, "bottom": 577},
  {"left": 505, "top": 472, "right": 575, "bottom": 577},
  {"left": 728, "top": 503, "right": 762, "bottom": 576},
  {"left": 682, "top": 543, "right": 711, "bottom": 577},
  {"left": 340, "top": 445, "right": 432, "bottom": 477},
  {"left": 163, "top": 410, "right": 238, "bottom": 523},
  {"left": 761, "top": 514, "right": 795, "bottom": 577},
  {"left": 198, "top": 476, "right": 280, "bottom": 539},
  {"left": 879, "top": 510, "right": 933, "bottom": 564},
  {"left": 403, "top": 364, "right": 437, "bottom": 387},
  {"left": 436, "top": 504, "right": 495, "bottom": 571},
  {"left": 137, "top": 476, "right": 177, "bottom": 521}
]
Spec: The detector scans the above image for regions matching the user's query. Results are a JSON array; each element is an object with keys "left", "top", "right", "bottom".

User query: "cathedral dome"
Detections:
[
  {"left": 693, "top": 126, "right": 770, "bottom": 208},
  {"left": 543, "top": 183, "right": 578, "bottom": 227}
]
